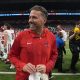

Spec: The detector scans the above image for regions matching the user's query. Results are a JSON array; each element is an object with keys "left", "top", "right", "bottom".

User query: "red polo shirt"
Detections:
[{"left": 8, "top": 28, "right": 58, "bottom": 80}]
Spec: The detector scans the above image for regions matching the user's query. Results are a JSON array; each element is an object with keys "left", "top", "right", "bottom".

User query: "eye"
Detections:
[
  {"left": 32, "top": 16, "right": 38, "bottom": 19},
  {"left": 29, "top": 16, "right": 37, "bottom": 20}
]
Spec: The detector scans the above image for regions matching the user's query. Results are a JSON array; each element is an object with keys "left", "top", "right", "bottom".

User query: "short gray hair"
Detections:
[{"left": 30, "top": 5, "right": 48, "bottom": 19}]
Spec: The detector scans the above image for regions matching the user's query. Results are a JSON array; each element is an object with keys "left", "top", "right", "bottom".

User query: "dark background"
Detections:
[
  {"left": 0, "top": 1, "right": 80, "bottom": 11},
  {"left": 0, "top": 1, "right": 80, "bottom": 27}
]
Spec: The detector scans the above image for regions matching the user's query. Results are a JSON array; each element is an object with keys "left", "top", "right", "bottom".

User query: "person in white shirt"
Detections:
[
  {"left": 57, "top": 25, "right": 67, "bottom": 54},
  {"left": 3, "top": 23, "right": 15, "bottom": 69},
  {"left": 10, "top": 27, "right": 15, "bottom": 45},
  {"left": 3, "top": 24, "right": 13, "bottom": 54},
  {"left": 0, "top": 28, "right": 4, "bottom": 59}
]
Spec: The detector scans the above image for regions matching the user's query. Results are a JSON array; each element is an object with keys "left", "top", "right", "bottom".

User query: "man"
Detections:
[
  {"left": 3, "top": 23, "right": 13, "bottom": 54},
  {"left": 8, "top": 5, "right": 58, "bottom": 80},
  {"left": 69, "top": 22, "right": 80, "bottom": 73},
  {"left": 2, "top": 23, "right": 15, "bottom": 69},
  {"left": 57, "top": 25, "right": 67, "bottom": 54},
  {"left": 56, "top": 31, "right": 64, "bottom": 72},
  {"left": 0, "top": 27, "right": 5, "bottom": 59}
]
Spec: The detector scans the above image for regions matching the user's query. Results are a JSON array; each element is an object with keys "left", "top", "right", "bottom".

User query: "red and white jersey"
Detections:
[
  {"left": 10, "top": 29, "right": 15, "bottom": 40},
  {"left": 3, "top": 30, "right": 13, "bottom": 44},
  {"left": 0, "top": 31, "right": 6, "bottom": 58},
  {"left": 0, "top": 32, "right": 4, "bottom": 44},
  {"left": 10, "top": 29, "right": 15, "bottom": 45},
  {"left": 3, "top": 29, "right": 13, "bottom": 54},
  {"left": 0, "top": 32, "right": 2, "bottom": 41}
]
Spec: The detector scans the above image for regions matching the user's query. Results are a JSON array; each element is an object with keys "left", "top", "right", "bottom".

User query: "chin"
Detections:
[
  {"left": 30, "top": 25, "right": 37, "bottom": 30},
  {"left": 30, "top": 27, "right": 36, "bottom": 31}
]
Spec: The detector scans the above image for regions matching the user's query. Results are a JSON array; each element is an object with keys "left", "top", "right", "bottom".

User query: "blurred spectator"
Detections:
[
  {"left": 69, "top": 22, "right": 80, "bottom": 73},
  {"left": 3, "top": 23, "right": 15, "bottom": 69},
  {"left": 57, "top": 25, "right": 67, "bottom": 55},
  {"left": 55, "top": 31, "right": 64, "bottom": 72}
]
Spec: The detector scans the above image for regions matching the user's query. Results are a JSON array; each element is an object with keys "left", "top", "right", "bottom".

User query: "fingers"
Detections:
[
  {"left": 23, "top": 63, "right": 36, "bottom": 74},
  {"left": 36, "top": 64, "right": 46, "bottom": 73},
  {"left": 23, "top": 63, "right": 46, "bottom": 74},
  {"left": 27, "top": 63, "right": 36, "bottom": 73}
]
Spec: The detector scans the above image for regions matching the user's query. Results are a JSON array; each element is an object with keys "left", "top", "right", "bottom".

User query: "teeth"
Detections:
[
  {"left": 30, "top": 24, "right": 32, "bottom": 27},
  {"left": 30, "top": 24, "right": 33, "bottom": 27},
  {"left": 30, "top": 24, "right": 35, "bottom": 28}
]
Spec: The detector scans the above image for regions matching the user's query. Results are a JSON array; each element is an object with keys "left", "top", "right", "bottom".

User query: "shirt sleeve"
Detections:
[
  {"left": 46, "top": 34, "right": 58, "bottom": 73},
  {"left": 61, "top": 30, "right": 67, "bottom": 41},
  {"left": 8, "top": 33, "right": 26, "bottom": 71}
]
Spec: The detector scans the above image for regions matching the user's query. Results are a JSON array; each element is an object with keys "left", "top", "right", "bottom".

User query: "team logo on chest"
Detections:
[
  {"left": 44, "top": 41, "right": 49, "bottom": 47},
  {"left": 27, "top": 42, "right": 32, "bottom": 45}
]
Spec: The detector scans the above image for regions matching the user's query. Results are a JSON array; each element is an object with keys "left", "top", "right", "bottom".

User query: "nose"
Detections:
[{"left": 28, "top": 17, "right": 33, "bottom": 23}]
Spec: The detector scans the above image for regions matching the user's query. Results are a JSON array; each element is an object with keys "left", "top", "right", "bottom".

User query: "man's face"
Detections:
[
  {"left": 56, "top": 25, "right": 62, "bottom": 31},
  {"left": 28, "top": 10, "right": 46, "bottom": 31},
  {"left": 3, "top": 25, "right": 7, "bottom": 30}
]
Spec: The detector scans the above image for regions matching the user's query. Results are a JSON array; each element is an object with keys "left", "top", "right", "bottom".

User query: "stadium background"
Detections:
[
  {"left": 0, "top": 1, "right": 80, "bottom": 80},
  {"left": 0, "top": 0, "right": 80, "bottom": 30}
]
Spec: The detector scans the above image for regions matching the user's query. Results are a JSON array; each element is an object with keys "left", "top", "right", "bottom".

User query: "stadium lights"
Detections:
[
  {"left": 48, "top": 13, "right": 80, "bottom": 15},
  {"left": 0, "top": 13, "right": 80, "bottom": 16},
  {"left": 0, "top": 13, "right": 29, "bottom": 16}
]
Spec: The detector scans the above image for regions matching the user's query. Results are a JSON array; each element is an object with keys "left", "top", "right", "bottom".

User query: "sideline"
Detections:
[
  {"left": 52, "top": 73, "right": 80, "bottom": 75},
  {"left": 0, "top": 72, "right": 80, "bottom": 75}
]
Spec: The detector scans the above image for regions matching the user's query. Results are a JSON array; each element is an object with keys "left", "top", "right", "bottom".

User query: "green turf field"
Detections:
[
  {"left": 0, "top": 40, "right": 80, "bottom": 80},
  {"left": 0, "top": 74, "right": 15, "bottom": 80},
  {"left": 0, "top": 75, "right": 80, "bottom": 80}
]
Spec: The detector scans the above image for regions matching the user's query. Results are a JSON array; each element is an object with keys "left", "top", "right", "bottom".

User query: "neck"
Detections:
[
  {"left": 35, "top": 27, "right": 43, "bottom": 35},
  {"left": 31, "top": 25, "right": 44, "bottom": 35}
]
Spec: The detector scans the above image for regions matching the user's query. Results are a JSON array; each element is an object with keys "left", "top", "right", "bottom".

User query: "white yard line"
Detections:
[
  {"left": 0, "top": 72, "right": 80, "bottom": 75},
  {"left": 52, "top": 73, "right": 80, "bottom": 75},
  {"left": 0, "top": 72, "right": 16, "bottom": 74}
]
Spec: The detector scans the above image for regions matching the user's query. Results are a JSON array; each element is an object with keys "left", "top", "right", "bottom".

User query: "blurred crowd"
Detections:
[{"left": 0, "top": 22, "right": 80, "bottom": 73}]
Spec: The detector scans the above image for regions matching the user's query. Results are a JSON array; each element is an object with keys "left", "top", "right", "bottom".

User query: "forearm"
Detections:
[{"left": 69, "top": 33, "right": 76, "bottom": 40}]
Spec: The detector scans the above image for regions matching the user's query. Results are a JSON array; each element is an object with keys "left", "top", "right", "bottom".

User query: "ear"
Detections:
[{"left": 43, "top": 18, "right": 47, "bottom": 24}]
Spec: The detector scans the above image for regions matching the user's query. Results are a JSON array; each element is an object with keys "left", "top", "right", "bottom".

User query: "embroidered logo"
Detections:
[
  {"left": 27, "top": 42, "right": 32, "bottom": 45},
  {"left": 44, "top": 42, "right": 48, "bottom": 47}
]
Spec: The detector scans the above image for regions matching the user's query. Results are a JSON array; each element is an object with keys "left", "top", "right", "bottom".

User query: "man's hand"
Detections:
[
  {"left": 23, "top": 63, "right": 36, "bottom": 74},
  {"left": 36, "top": 64, "right": 46, "bottom": 73}
]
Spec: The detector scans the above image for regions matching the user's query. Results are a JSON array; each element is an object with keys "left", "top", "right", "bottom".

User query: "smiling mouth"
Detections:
[
  {"left": 30, "top": 23, "right": 36, "bottom": 29},
  {"left": 30, "top": 24, "right": 35, "bottom": 27}
]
